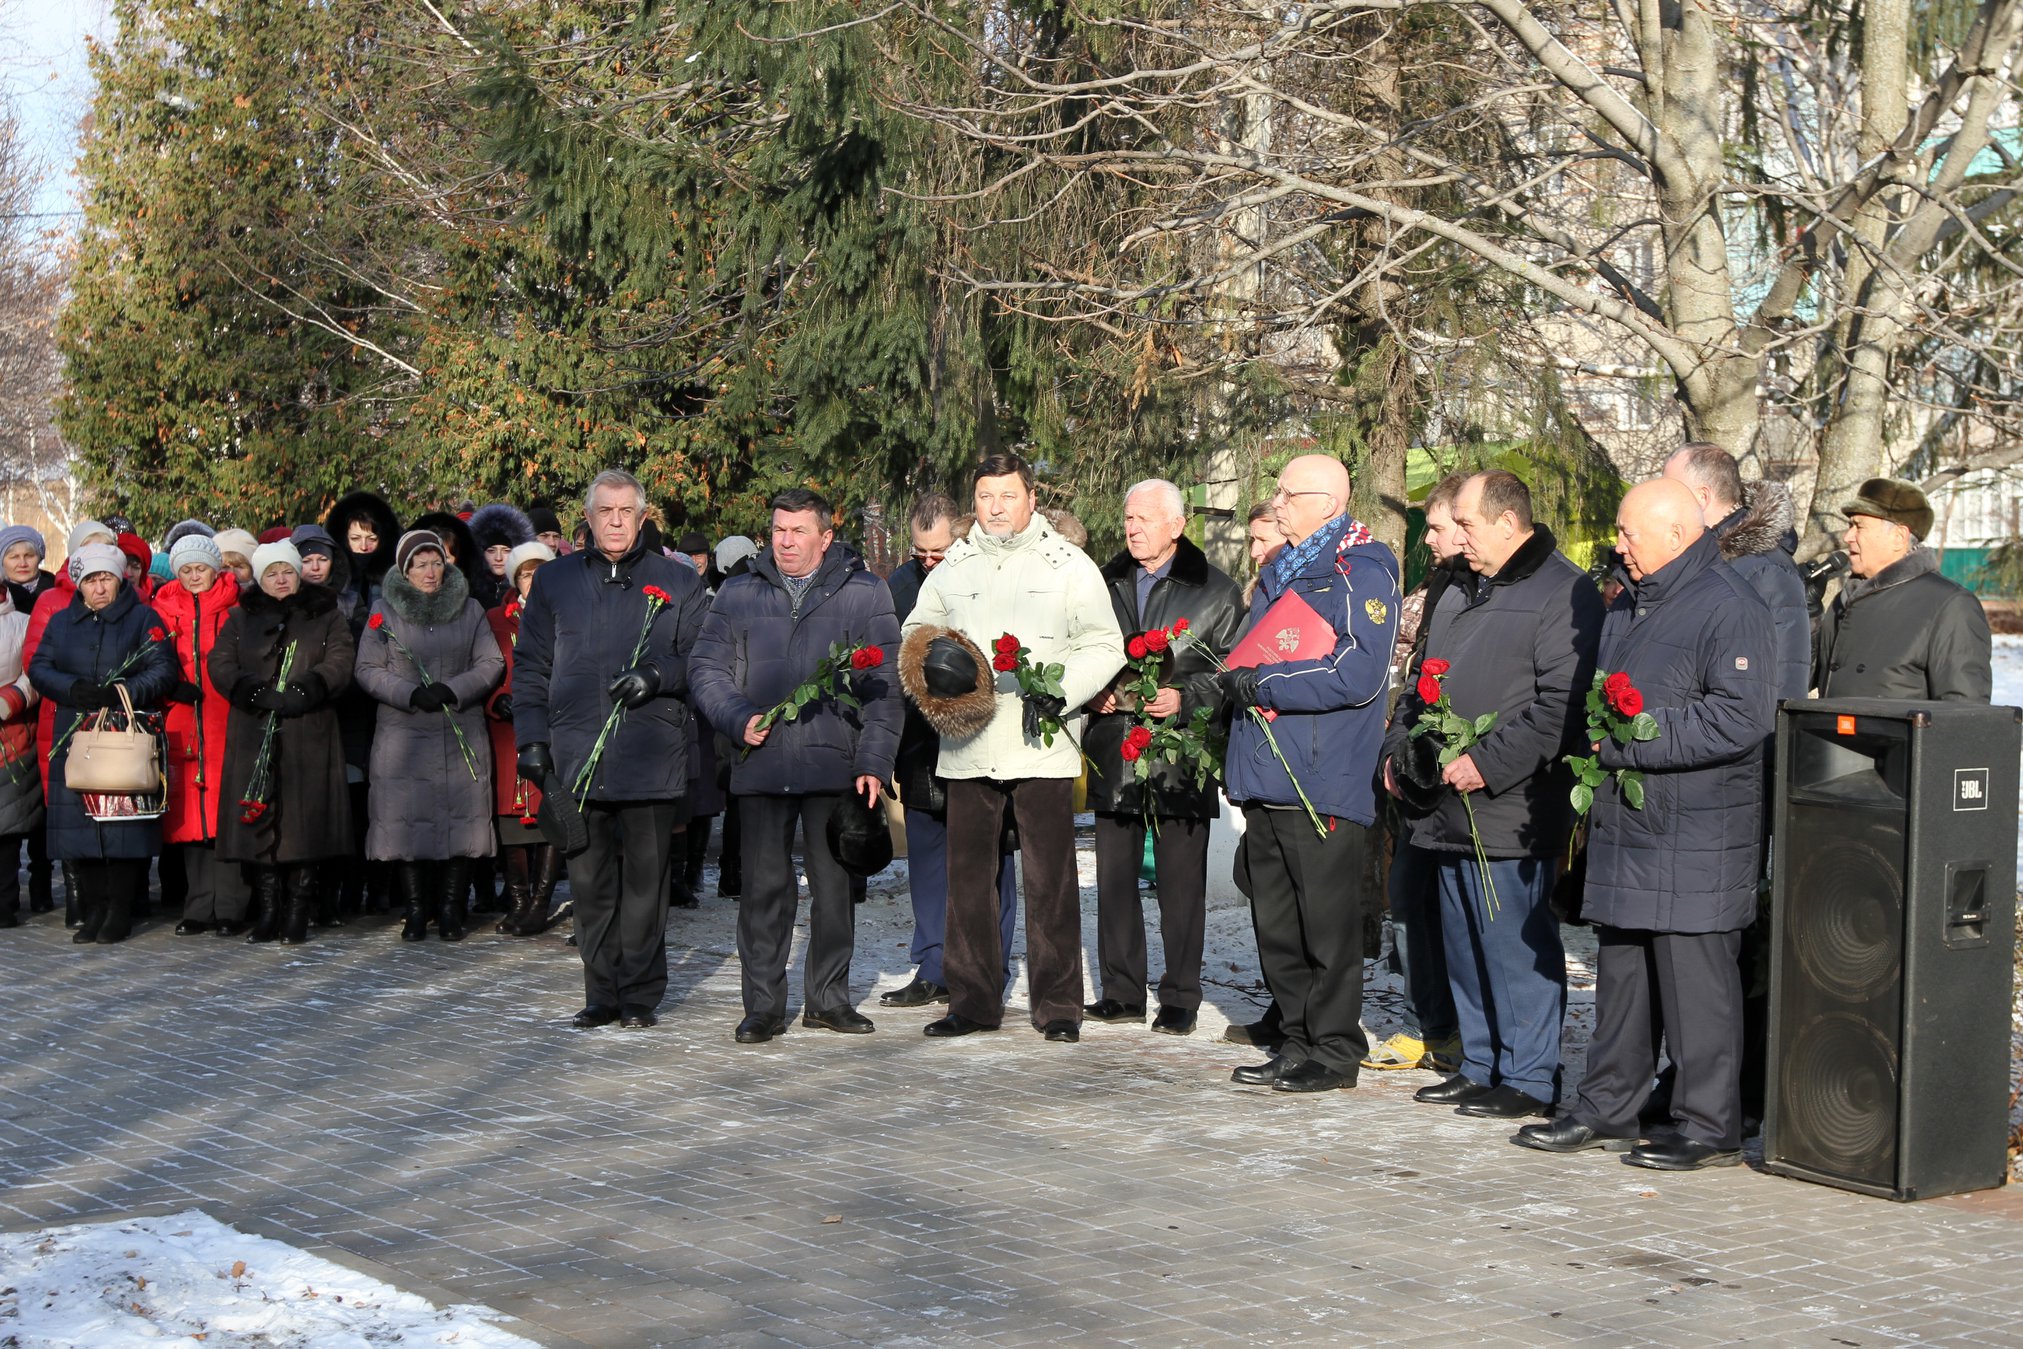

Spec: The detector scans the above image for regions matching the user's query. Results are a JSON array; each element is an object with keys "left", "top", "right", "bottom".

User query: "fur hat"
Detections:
[
  {"left": 471, "top": 502, "right": 535, "bottom": 553},
  {"left": 251, "top": 540, "right": 303, "bottom": 580},
  {"left": 715, "top": 535, "right": 758, "bottom": 572},
  {"left": 169, "top": 534, "right": 225, "bottom": 574},
  {"left": 68, "top": 541, "right": 126, "bottom": 584},
  {"left": 213, "top": 529, "right": 259, "bottom": 566},
  {"left": 0, "top": 524, "right": 44, "bottom": 562},
  {"left": 898, "top": 626, "right": 997, "bottom": 741},
  {"left": 1840, "top": 477, "right": 1934, "bottom": 541}
]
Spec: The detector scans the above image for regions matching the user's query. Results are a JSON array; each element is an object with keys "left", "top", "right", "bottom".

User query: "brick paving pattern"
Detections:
[{"left": 2, "top": 853, "right": 2020, "bottom": 1346}]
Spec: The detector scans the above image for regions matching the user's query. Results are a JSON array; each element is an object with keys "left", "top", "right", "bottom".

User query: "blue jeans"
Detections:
[
  {"left": 1387, "top": 840, "right": 1457, "bottom": 1040},
  {"left": 903, "top": 806, "right": 1016, "bottom": 985},
  {"left": 1435, "top": 855, "right": 1566, "bottom": 1101}
]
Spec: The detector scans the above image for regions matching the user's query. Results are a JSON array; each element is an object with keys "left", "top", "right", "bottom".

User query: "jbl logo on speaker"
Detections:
[{"left": 1954, "top": 767, "right": 1989, "bottom": 811}]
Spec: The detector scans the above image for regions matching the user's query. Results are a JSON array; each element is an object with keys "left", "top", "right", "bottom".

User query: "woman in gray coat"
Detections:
[{"left": 354, "top": 530, "right": 504, "bottom": 941}]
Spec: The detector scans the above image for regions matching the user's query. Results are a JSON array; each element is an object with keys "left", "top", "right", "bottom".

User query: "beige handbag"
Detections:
[{"left": 64, "top": 682, "right": 162, "bottom": 795}]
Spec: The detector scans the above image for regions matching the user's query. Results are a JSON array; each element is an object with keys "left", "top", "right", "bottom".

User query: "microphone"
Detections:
[{"left": 1800, "top": 550, "right": 1849, "bottom": 585}]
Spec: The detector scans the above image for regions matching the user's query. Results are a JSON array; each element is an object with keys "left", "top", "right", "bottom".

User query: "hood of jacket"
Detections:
[
  {"left": 470, "top": 502, "right": 535, "bottom": 553},
  {"left": 1716, "top": 481, "right": 1798, "bottom": 563},
  {"left": 325, "top": 490, "right": 401, "bottom": 584},
  {"left": 409, "top": 510, "right": 486, "bottom": 594},
  {"left": 379, "top": 564, "right": 472, "bottom": 628}
]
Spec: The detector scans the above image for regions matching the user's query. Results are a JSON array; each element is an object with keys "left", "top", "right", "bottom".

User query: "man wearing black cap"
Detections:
[
  {"left": 673, "top": 532, "right": 712, "bottom": 581},
  {"left": 528, "top": 506, "right": 570, "bottom": 557},
  {"left": 1815, "top": 477, "right": 1992, "bottom": 702}
]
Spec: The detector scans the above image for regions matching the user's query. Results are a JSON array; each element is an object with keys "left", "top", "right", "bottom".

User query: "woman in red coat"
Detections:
[
  {"left": 485, "top": 540, "right": 563, "bottom": 936},
  {"left": 154, "top": 534, "right": 246, "bottom": 934}
]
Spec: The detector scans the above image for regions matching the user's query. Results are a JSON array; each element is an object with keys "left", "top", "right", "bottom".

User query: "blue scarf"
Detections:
[{"left": 1268, "top": 512, "right": 1373, "bottom": 592}]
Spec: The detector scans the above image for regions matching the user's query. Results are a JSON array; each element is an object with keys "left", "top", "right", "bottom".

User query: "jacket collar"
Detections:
[
  {"left": 1461, "top": 525, "right": 1557, "bottom": 598},
  {"left": 1715, "top": 481, "right": 1799, "bottom": 562},
  {"left": 1270, "top": 512, "right": 1374, "bottom": 590},
  {"left": 380, "top": 565, "right": 470, "bottom": 627},
  {"left": 72, "top": 583, "right": 139, "bottom": 623},
  {"left": 582, "top": 534, "right": 653, "bottom": 589},
  {"left": 1101, "top": 534, "right": 1211, "bottom": 587},
  {"left": 969, "top": 513, "right": 1049, "bottom": 558},
  {"left": 1840, "top": 546, "right": 1938, "bottom": 607},
  {"left": 239, "top": 582, "right": 337, "bottom": 622},
  {"left": 754, "top": 542, "right": 858, "bottom": 592},
  {"left": 1629, "top": 528, "right": 1720, "bottom": 606}
]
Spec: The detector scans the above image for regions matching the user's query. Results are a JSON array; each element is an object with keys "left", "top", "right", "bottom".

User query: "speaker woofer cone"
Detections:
[
  {"left": 1779, "top": 1012, "right": 1899, "bottom": 1180},
  {"left": 1790, "top": 833, "right": 1903, "bottom": 1004}
]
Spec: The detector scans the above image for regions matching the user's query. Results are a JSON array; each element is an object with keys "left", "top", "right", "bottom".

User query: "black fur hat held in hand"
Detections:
[{"left": 899, "top": 626, "right": 997, "bottom": 741}]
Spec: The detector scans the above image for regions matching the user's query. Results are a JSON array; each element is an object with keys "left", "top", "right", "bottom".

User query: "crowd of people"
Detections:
[{"left": 0, "top": 446, "right": 1996, "bottom": 1172}]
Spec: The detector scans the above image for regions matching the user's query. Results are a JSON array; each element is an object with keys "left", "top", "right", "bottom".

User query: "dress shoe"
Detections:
[
  {"left": 1230, "top": 1055, "right": 1288, "bottom": 1086},
  {"left": 571, "top": 1004, "right": 620, "bottom": 1029},
  {"left": 735, "top": 1013, "right": 786, "bottom": 1043},
  {"left": 1414, "top": 1073, "right": 1492, "bottom": 1105},
  {"left": 1625, "top": 1136, "right": 1743, "bottom": 1171},
  {"left": 1083, "top": 998, "right": 1146, "bottom": 1022},
  {"left": 1273, "top": 1060, "right": 1357, "bottom": 1093},
  {"left": 1456, "top": 1084, "right": 1553, "bottom": 1119},
  {"left": 1512, "top": 1119, "right": 1637, "bottom": 1154},
  {"left": 618, "top": 1007, "right": 659, "bottom": 1029},
  {"left": 879, "top": 978, "right": 950, "bottom": 1007},
  {"left": 804, "top": 1006, "right": 875, "bottom": 1034},
  {"left": 923, "top": 1013, "right": 998, "bottom": 1038},
  {"left": 1041, "top": 1019, "right": 1080, "bottom": 1043},
  {"left": 1222, "top": 1018, "right": 1285, "bottom": 1050},
  {"left": 173, "top": 920, "right": 212, "bottom": 936},
  {"left": 1150, "top": 1006, "right": 1197, "bottom": 1036}
]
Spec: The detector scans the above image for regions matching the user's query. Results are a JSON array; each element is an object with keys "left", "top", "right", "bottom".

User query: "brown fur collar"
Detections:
[
  {"left": 1718, "top": 481, "right": 1798, "bottom": 562},
  {"left": 899, "top": 625, "right": 997, "bottom": 741}
]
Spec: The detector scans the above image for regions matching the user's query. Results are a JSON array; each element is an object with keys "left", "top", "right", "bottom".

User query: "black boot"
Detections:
[
  {"left": 437, "top": 857, "right": 471, "bottom": 942},
  {"left": 28, "top": 849, "right": 53, "bottom": 914},
  {"left": 279, "top": 866, "right": 316, "bottom": 945},
  {"left": 96, "top": 861, "right": 138, "bottom": 944},
  {"left": 469, "top": 858, "right": 502, "bottom": 915},
  {"left": 315, "top": 867, "right": 345, "bottom": 928},
  {"left": 62, "top": 863, "right": 80, "bottom": 928},
  {"left": 496, "top": 845, "right": 534, "bottom": 936},
  {"left": 530, "top": 844, "right": 567, "bottom": 931},
  {"left": 397, "top": 862, "right": 431, "bottom": 941},
  {"left": 246, "top": 867, "right": 283, "bottom": 943},
  {"left": 667, "top": 833, "right": 698, "bottom": 910},
  {"left": 69, "top": 866, "right": 104, "bottom": 945}
]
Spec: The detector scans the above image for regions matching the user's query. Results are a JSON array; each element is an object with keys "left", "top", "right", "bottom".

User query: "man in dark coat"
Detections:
[
  {"left": 1814, "top": 477, "right": 1992, "bottom": 702},
  {"left": 882, "top": 493, "right": 1019, "bottom": 1008},
  {"left": 1081, "top": 480, "right": 1245, "bottom": 1035},
  {"left": 1383, "top": 471, "right": 1603, "bottom": 1119},
  {"left": 690, "top": 489, "right": 903, "bottom": 1042},
  {"left": 514, "top": 469, "right": 710, "bottom": 1030},
  {"left": 1220, "top": 454, "right": 1400, "bottom": 1094},
  {"left": 1514, "top": 479, "right": 1776, "bottom": 1171}
]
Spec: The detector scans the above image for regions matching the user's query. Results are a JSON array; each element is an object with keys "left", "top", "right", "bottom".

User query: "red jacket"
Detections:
[
  {"left": 22, "top": 573, "right": 75, "bottom": 797},
  {"left": 485, "top": 597, "right": 542, "bottom": 821},
  {"left": 154, "top": 573, "right": 242, "bottom": 843}
]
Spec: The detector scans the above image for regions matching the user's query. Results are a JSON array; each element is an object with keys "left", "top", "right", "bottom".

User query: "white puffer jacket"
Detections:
[
  {"left": 904, "top": 514, "right": 1125, "bottom": 781},
  {"left": 0, "top": 590, "right": 43, "bottom": 836}
]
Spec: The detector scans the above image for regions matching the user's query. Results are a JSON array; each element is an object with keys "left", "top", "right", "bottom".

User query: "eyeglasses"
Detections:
[
  {"left": 1269, "top": 488, "right": 1335, "bottom": 505},
  {"left": 911, "top": 548, "right": 947, "bottom": 563}
]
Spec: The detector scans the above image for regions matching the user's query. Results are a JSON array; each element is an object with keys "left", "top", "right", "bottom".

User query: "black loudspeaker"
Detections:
[{"left": 1765, "top": 699, "right": 2020, "bottom": 1201}]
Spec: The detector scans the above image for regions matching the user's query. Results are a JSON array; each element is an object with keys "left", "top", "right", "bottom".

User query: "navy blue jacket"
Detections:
[
  {"left": 1223, "top": 514, "right": 1399, "bottom": 827},
  {"left": 1712, "top": 488, "right": 1811, "bottom": 703},
  {"left": 513, "top": 539, "right": 709, "bottom": 803},
  {"left": 29, "top": 585, "right": 178, "bottom": 860},
  {"left": 690, "top": 545, "right": 902, "bottom": 796},
  {"left": 1584, "top": 531, "right": 1777, "bottom": 933}
]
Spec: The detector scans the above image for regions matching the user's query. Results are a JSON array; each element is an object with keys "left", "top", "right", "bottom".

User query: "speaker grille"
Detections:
[
  {"left": 1789, "top": 832, "right": 1904, "bottom": 1004},
  {"left": 1776, "top": 1012, "right": 1899, "bottom": 1181}
]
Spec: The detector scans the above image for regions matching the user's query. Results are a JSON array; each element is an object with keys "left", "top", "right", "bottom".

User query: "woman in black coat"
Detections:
[{"left": 27, "top": 542, "right": 177, "bottom": 944}]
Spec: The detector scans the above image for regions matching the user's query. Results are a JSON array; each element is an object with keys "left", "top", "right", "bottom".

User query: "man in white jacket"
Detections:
[{"left": 903, "top": 453, "right": 1125, "bottom": 1041}]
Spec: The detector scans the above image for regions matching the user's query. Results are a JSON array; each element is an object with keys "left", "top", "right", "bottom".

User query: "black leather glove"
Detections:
[
  {"left": 1020, "top": 692, "right": 1067, "bottom": 740},
  {"left": 517, "top": 741, "right": 554, "bottom": 784},
  {"left": 278, "top": 674, "right": 326, "bottom": 717},
  {"left": 69, "top": 680, "right": 110, "bottom": 710},
  {"left": 607, "top": 665, "right": 661, "bottom": 710},
  {"left": 409, "top": 683, "right": 456, "bottom": 712},
  {"left": 169, "top": 680, "right": 202, "bottom": 705},
  {"left": 491, "top": 693, "right": 514, "bottom": 723},
  {"left": 252, "top": 684, "right": 289, "bottom": 712},
  {"left": 1220, "top": 666, "right": 1260, "bottom": 709},
  {"left": 228, "top": 676, "right": 266, "bottom": 713}
]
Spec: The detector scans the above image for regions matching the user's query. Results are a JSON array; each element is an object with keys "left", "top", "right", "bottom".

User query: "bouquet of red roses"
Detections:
[
  {"left": 1409, "top": 659, "right": 1501, "bottom": 918},
  {"left": 993, "top": 633, "right": 1076, "bottom": 749},
  {"left": 1566, "top": 669, "right": 1659, "bottom": 814},
  {"left": 749, "top": 639, "right": 887, "bottom": 745},
  {"left": 1118, "top": 619, "right": 1224, "bottom": 793}
]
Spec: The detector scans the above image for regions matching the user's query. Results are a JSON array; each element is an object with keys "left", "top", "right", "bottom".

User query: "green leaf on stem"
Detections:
[
  {"left": 1630, "top": 712, "right": 1660, "bottom": 741},
  {"left": 1621, "top": 774, "right": 1646, "bottom": 809},
  {"left": 1571, "top": 781, "right": 1594, "bottom": 815}
]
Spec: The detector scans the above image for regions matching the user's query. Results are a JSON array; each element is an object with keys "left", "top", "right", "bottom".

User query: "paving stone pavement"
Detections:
[{"left": 2, "top": 849, "right": 2021, "bottom": 1347}]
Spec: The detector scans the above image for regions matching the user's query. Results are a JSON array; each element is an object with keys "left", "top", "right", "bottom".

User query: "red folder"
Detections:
[{"left": 1226, "top": 589, "right": 1338, "bottom": 669}]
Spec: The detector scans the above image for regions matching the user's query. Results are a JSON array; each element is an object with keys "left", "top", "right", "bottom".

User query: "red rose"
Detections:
[
  {"left": 367, "top": 613, "right": 386, "bottom": 630},
  {"left": 1616, "top": 687, "right": 1644, "bottom": 717},
  {"left": 994, "top": 634, "right": 1020, "bottom": 654},
  {"left": 1126, "top": 725, "right": 1153, "bottom": 751},
  {"left": 1121, "top": 739, "right": 1143, "bottom": 763},
  {"left": 1143, "top": 629, "right": 1170, "bottom": 654},
  {"left": 993, "top": 653, "right": 1018, "bottom": 673},
  {"left": 1421, "top": 658, "right": 1450, "bottom": 677},
  {"left": 851, "top": 645, "right": 885, "bottom": 671},
  {"left": 1173, "top": 618, "right": 1190, "bottom": 633},
  {"left": 1603, "top": 670, "right": 1632, "bottom": 699},
  {"left": 1416, "top": 673, "right": 1442, "bottom": 705},
  {"left": 1127, "top": 635, "right": 1148, "bottom": 661}
]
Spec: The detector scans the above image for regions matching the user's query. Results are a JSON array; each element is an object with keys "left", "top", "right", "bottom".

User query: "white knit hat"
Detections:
[
  {"left": 250, "top": 540, "right": 303, "bottom": 581},
  {"left": 67, "top": 520, "right": 116, "bottom": 554},
  {"left": 68, "top": 541, "right": 127, "bottom": 584},
  {"left": 505, "top": 540, "right": 555, "bottom": 583},
  {"left": 168, "top": 534, "right": 226, "bottom": 574},
  {"left": 213, "top": 529, "right": 259, "bottom": 564}
]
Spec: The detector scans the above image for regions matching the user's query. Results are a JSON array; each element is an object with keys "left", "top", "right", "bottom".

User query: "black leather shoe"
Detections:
[
  {"left": 571, "top": 1004, "right": 620, "bottom": 1029},
  {"left": 1456, "top": 1084, "right": 1552, "bottom": 1119},
  {"left": 1414, "top": 1073, "right": 1491, "bottom": 1105},
  {"left": 1150, "top": 1006, "right": 1197, "bottom": 1036},
  {"left": 1083, "top": 998, "right": 1146, "bottom": 1022},
  {"left": 804, "top": 1006, "right": 875, "bottom": 1034},
  {"left": 1625, "top": 1136, "right": 1743, "bottom": 1171},
  {"left": 618, "top": 1007, "right": 659, "bottom": 1029},
  {"left": 1230, "top": 1055, "right": 1287, "bottom": 1086},
  {"left": 213, "top": 920, "right": 251, "bottom": 938},
  {"left": 735, "top": 1013, "right": 786, "bottom": 1043},
  {"left": 173, "top": 920, "right": 212, "bottom": 936},
  {"left": 879, "top": 978, "right": 950, "bottom": 1007},
  {"left": 1273, "top": 1060, "right": 1357, "bottom": 1093},
  {"left": 923, "top": 1013, "right": 998, "bottom": 1038},
  {"left": 1041, "top": 1019, "right": 1080, "bottom": 1043},
  {"left": 1222, "top": 1019, "right": 1285, "bottom": 1051},
  {"left": 1512, "top": 1119, "right": 1637, "bottom": 1154}
]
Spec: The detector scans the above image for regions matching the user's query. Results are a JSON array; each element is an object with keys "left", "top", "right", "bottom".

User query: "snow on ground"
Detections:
[{"left": 0, "top": 1210, "right": 537, "bottom": 1348}]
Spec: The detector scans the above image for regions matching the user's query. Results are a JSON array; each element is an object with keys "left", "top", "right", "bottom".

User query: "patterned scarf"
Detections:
[{"left": 1269, "top": 512, "right": 1374, "bottom": 592}]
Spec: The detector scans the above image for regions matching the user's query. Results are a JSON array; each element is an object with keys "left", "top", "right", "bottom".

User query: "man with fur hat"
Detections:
[
  {"left": 1814, "top": 476, "right": 1991, "bottom": 701},
  {"left": 902, "top": 452, "right": 1125, "bottom": 1042}
]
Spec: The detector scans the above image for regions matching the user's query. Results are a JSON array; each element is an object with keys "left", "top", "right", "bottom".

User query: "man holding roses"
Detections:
[
  {"left": 1382, "top": 470, "right": 1603, "bottom": 1120},
  {"left": 1082, "top": 480, "right": 1245, "bottom": 1035}
]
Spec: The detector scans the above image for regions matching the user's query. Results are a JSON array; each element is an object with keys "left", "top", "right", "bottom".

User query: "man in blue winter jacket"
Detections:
[{"left": 1220, "top": 454, "right": 1400, "bottom": 1094}]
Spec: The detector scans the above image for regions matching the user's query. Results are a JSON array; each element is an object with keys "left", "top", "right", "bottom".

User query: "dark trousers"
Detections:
[
  {"left": 1571, "top": 925, "right": 1744, "bottom": 1149},
  {"left": 902, "top": 805, "right": 1016, "bottom": 986},
  {"left": 1387, "top": 839, "right": 1457, "bottom": 1039},
  {"left": 0, "top": 833, "right": 20, "bottom": 916},
  {"left": 568, "top": 800, "right": 680, "bottom": 1011},
  {"left": 181, "top": 843, "right": 250, "bottom": 923},
  {"left": 1243, "top": 806, "right": 1369, "bottom": 1074},
  {"left": 1092, "top": 812, "right": 1208, "bottom": 1011},
  {"left": 739, "top": 793, "right": 855, "bottom": 1018},
  {"left": 945, "top": 777, "right": 1080, "bottom": 1030}
]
